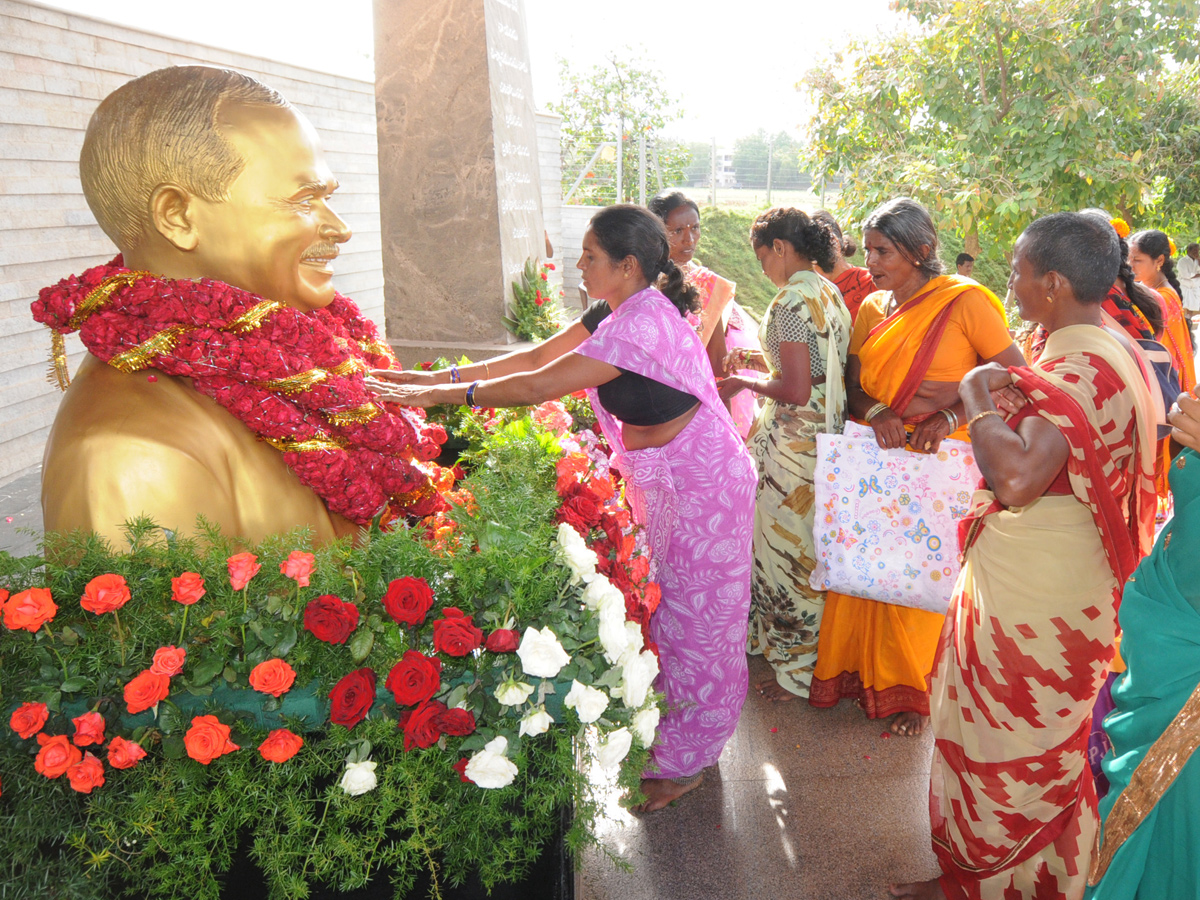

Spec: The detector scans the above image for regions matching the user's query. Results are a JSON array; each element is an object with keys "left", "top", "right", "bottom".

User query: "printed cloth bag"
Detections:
[{"left": 809, "top": 422, "right": 981, "bottom": 613}]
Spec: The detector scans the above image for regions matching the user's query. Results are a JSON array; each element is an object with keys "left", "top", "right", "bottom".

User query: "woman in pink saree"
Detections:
[{"left": 369, "top": 205, "right": 757, "bottom": 812}]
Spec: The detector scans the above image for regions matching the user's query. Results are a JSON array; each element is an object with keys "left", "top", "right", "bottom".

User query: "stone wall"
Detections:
[{"left": 0, "top": 0, "right": 384, "bottom": 486}]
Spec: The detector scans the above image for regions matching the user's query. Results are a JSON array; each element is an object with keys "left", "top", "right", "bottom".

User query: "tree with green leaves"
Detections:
[
  {"left": 549, "top": 53, "right": 691, "bottom": 205},
  {"left": 801, "top": 0, "right": 1200, "bottom": 260},
  {"left": 731, "top": 130, "right": 806, "bottom": 190}
]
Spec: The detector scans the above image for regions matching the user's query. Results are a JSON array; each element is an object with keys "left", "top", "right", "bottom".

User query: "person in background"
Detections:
[
  {"left": 813, "top": 210, "right": 878, "bottom": 323},
  {"left": 368, "top": 204, "right": 757, "bottom": 813},
  {"left": 892, "top": 211, "right": 1157, "bottom": 900},
  {"left": 649, "top": 191, "right": 760, "bottom": 438},
  {"left": 718, "top": 208, "right": 851, "bottom": 701},
  {"left": 809, "top": 197, "right": 1025, "bottom": 737},
  {"left": 1086, "top": 387, "right": 1200, "bottom": 900},
  {"left": 1129, "top": 229, "right": 1196, "bottom": 393},
  {"left": 1177, "top": 242, "right": 1200, "bottom": 313},
  {"left": 955, "top": 253, "right": 975, "bottom": 278}
]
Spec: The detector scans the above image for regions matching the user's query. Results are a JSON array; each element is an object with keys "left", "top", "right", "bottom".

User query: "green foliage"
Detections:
[
  {"left": 0, "top": 423, "right": 655, "bottom": 899},
  {"left": 550, "top": 52, "right": 691, "bottom": 204},
  {"left": 694, "top": 208, "right": 777, "bottom": 320},
  {"left": 801, "top": 0, "right": 1200, "bottom": 254},
  {"left": 731, "top": 130, "right": 806, "bottom": 190},
  {"left": 504, "top": 259, "right": 565, "bottom": 342}
]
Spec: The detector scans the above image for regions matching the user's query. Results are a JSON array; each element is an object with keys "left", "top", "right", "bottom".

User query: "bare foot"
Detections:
[
  {"left": 755, "top": 678, "right": 799, "bottom": 702},
  {"left": 630, "top": 774, "right": 704, "bottom": 813},
  {"left": 890, "top": 712, "right": 929, "bottom": 736},
  {"left": 888, "top": 878, "right": 945, "bottom": 898}
]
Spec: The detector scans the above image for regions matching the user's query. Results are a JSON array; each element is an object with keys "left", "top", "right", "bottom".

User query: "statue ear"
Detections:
[{"left": 149, "top": 184, "right": 199, "bottom": 251}]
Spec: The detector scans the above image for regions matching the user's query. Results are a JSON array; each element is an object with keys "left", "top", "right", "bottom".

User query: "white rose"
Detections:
[
  {"left": 597, "top": 597, "right": 634, "bottom": 664},
  {"left": 516, "top": 626, "right": 571, "bottom": 679},
  {"left": 616, "top": 621, "right": 645, "bottom": 666},
  {"left": 595, "top": 727, "right": 633, "bottom": 772},
  {"left": 339, "top": 759, "right": 378, "bottom": 796},
  {"left": 617, "top": 649, "right": 659, "bottom": 709},
  {"left": 465, "top": 736, "right": 519, "bottom": 789},
  {"left": 582, "top": 575, "right": 623, "bottom": 611},
  {"left": 564, "top": 679, "right": 609, "bottom": 724},
  {"left": 631, "top": 706, "right": 660, "bottom": 747},
  {"left": 494, "top": 680, "right": 535, "bottom": 707},
  {"left": 519, "top": 705, "right": 554, "bottom": 737},
  {"left": 556, "top": 523, "right": 597, "bottom": 584}
]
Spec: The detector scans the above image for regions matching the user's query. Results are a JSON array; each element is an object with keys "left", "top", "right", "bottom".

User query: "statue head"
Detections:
[{"left": 80, "top": 66, "right": 352, "bottom": 312}]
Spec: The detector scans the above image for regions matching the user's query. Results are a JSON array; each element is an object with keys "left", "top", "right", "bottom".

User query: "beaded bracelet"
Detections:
[
  {"left": 967, "top": 409, "right": 1002, "bottom": 431},
  {"left": 465, "top": 381, "right": 480, "bottom": 407},
  {"left": 449, "top": 364, "right": 461, "bottom": 384}
]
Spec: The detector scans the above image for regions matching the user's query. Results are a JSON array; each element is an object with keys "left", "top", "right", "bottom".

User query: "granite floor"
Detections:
[{"left": 0, "top": 470, "right": 939, "bottom": 899}]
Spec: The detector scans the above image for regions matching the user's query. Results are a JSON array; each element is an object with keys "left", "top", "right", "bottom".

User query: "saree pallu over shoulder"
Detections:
[{"left": 930, "top": 325, "right": 1156, "bottom": 900}]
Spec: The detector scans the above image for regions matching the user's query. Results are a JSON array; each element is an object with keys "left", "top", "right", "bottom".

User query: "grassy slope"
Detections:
[{"left": 695, "top": 208, "right": 775, "bottom": 321}]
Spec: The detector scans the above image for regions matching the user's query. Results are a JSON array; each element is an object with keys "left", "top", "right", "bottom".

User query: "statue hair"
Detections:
[{"left": 80, "top": 66, "right": 290, "bottom": 251}]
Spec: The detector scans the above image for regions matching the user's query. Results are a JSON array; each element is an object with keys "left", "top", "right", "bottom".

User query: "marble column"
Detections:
[{"left": 373, "top": 0, "right": 546, "bottom": 364}]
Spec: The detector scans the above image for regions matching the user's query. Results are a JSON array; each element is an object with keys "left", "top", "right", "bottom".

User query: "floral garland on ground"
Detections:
[
  {"left": 0, "top": 406, "right": 661, "bottom": 899},
  {"left": 31, "top": 257, "right": 449, "bottom": 523}
]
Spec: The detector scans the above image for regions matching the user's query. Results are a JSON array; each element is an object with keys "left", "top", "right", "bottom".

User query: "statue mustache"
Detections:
[{"left": 301, "top": 243, "right": 340, "bottom": 261}]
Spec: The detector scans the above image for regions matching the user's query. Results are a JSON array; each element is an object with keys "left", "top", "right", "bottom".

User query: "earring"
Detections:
[{"left": 1046, "top": 294, "right": 1054, "bottom": 304}]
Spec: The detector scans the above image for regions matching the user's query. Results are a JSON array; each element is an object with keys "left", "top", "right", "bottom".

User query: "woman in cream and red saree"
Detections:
[
  {"left": 809, "top": 198, "right": 1024, "bottom": 736},
  {"left": 891, "top": 212, "right": 1157, "bottom": 900}
]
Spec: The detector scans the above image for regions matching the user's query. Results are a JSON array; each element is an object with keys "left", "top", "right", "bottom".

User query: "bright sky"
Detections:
[{"left": 41, "top": 0, "right": 900, "bottom": 143}]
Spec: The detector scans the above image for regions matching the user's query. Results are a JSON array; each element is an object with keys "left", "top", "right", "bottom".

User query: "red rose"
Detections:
[
  {"left": 556, "top": 483, "right": 604, "bottom": 536},
  {"left": 484, "top": 629, "right": 520, "bottom": 653},
  {"left": 453, "top": 757, "right": 473, "bottom": 783},
  {"left": 385, "top": 651, "right": 442, "bottom": 706},
  {"left": 35, "top": 733, "right": 82, "bottom": 778},
  {"left": 9, "top": 701, "right": 48, "bottom": 739},
  {"left": 380, "top": 576, "right": 434, "bottom": 626},
  {"left": 184, "top": 714, "right": 239, "bottom": 765},
  {"left": 72, "top": 711, "right": 105, "bottom": 747},
  {"left": 67, "top": 752, "right": 105, "bottom": 793},
  {"left": 248, "top": 659, "right": 296, "bottom": 698},
  {"left": 227, "top": 552, "right": 261, "bottom": 590},
  {"left": 150, "top": 645, "right": 187, "bottom": 677},
  {"left": 107, "top": 736, "right": 147, "bottom": 770},
  {"left": 280, "top": 551, "right": 316, "bottom": 587},
  {"left": 303, "top": 595, "right": 360, "bottom": 644},
  {"left": 433, "top": 707, "right": 476, "bottom": 737},
  {"left": 80, "top": 573, "right": 131, "bottom": 615},
  {"left": 259, "top": 728, "right": 303, "bottom": 763},
  {"left": 329, "top": 668, "right": 376, "bottom": 729},
  {"left": 170, "top": 572, "right": 206, "bottom": 605},
  {"left": 398, "top": 699, "right": 447, "bottom": 751},
  {"left": 432, "top": 607, "right": 483, "bottom": 657},
  {"left": 124, "top": 670, "right": 170, "bottom": 714},
  {"left": 643, "top": 581, "right": 662, "bottom": 613},
  {"left": 3, "top": 587, "right": 58, "bottom": 632}
]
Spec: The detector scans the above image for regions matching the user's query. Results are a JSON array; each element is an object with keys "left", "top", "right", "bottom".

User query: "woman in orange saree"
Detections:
[
  {"left": 808, "top": 198, "right": 1024, "bottom": 736},
  {"left": 891, "top": 212, "right": 1157, "bottom": 900}
]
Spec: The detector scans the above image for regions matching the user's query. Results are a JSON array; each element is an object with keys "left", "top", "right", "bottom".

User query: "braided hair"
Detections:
[{"left": 588, "top": 204, "right": 700, "bottom": 316}]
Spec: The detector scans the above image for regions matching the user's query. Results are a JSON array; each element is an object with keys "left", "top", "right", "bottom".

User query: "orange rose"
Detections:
[
  {"left": 150, "top": 645, "right": 187, "bottom": 677},
  {"left": 9, "top": 701, "right": 48, "bottom": 739},
  {"left": 67, "top": 752, "right": 105, "bottom": 793},
  {"left": 124, "top": 670, "right": 170, "bottom": 715},
  {"left": 80, "top": 573, "right": 131, "bottom": 615},
  {"left": 279, "top": 551, "right": 315, "bottom": 587},
  {"left": 227, "top": 552, "right": 261, "bottom": 590},
  {"left": 35, "top": 733, "right": 82, "bottom": 778},
  {"left": 72, "top": 711, "right": 105, "bottom": 747},
  {"left": 170, "top": 572, "right": 206, "bottom": 606},
  {"left": 258, "top": 728, "right": 303, "bottom": 763},
  {"left": 183, "top": 714, "right": 239, "bottom": 765},
  {"left": 106, "top": 735, "right": 147, "bottom": 770},
  {"left": 248, "top": 658, "right": 296, "bottom": 698},
  {"left": 3, "top": 587, "right": 57, "bottom": 632}
]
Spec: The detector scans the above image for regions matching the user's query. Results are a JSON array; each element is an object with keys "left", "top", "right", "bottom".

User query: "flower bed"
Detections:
[{"left": 0, "top": 405, "right": 659, "bottom": 900}]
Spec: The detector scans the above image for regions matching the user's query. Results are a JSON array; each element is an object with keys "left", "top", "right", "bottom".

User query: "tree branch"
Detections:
[{"left": 993, "top": 27, "right": 1012, "bottom": 120}]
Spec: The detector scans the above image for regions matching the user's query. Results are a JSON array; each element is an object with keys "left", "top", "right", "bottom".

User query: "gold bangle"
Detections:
[
  {"left": 967, "top": 410, "right": 1002, "bottom": 431},
  {"left": 866, "top": 402, "right": 888, "bottom": 420}
]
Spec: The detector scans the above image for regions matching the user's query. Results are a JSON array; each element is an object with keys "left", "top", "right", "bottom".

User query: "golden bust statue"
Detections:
[{"left": 38, "top": 66, "right": 426, "bottom": 547}]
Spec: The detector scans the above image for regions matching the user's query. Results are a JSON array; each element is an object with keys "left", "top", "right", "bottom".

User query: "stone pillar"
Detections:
[{"left": 373, "top": 0, "right": 545, "bottom": 364}]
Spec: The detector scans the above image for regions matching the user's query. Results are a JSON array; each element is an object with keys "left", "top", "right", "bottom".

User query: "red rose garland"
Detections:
[{"left": 31, "top": 257, "right": 449, "bottom": 525}]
